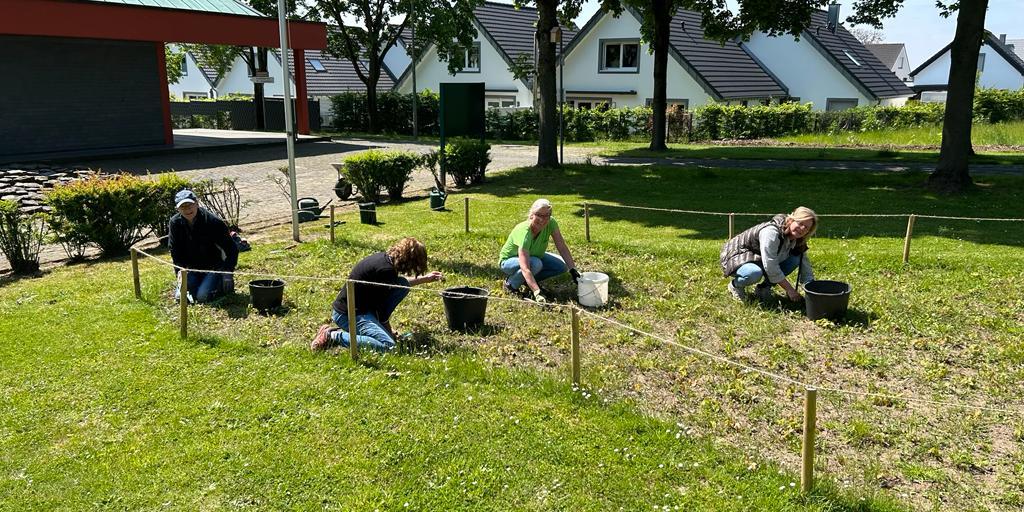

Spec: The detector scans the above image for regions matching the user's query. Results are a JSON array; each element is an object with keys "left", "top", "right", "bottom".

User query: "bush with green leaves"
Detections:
[
  {"left": 46, "top": 174, "right": 166, "bottom": 257},
  {"left": 329, "top": 90, "right": 440, "bottom": 135},
  {"left": 973, "top": 87, "right": 1024, "bottom": 124},
  {"left": 340, "top": 150, "right": 420, "bottom": 203},
  {"left": 436, "top": 139, "right": 492, "bottom": 187},
  {"left": 0, "top": 201, "right": 46, "bottom": 274}
]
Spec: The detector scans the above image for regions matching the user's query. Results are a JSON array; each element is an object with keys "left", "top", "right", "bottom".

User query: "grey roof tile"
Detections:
[
  {"left": 283, "top": 48, "right": 394, "bottom": 96},
  {"left": 864, "top": 43, "right": 905, "bottom": 69},
  {"left": 474, "top": 1, "right": 577, "bottom": 61},
  {"left": 803, "top": 12, "right": 913, "bottom": 99}
]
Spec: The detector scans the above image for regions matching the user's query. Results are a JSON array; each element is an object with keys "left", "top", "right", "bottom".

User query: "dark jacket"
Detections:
[
  {"left": 720, "top": 214, "right": 807, "bottom": 279},
  {"left": 168, "top": 207, "right": 238, "bottom": 272}
]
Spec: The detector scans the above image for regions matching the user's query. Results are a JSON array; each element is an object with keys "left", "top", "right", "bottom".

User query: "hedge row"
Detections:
[{"left": 329, "top": 89, "right": 1024, "bottom": 142}]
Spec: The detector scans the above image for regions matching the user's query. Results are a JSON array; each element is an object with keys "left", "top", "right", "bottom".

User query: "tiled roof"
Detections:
[
  {"left": 910, "top": 32, "right": 1024, "bottom": 80},
  {"left": 282, "top": 49, "right": 395, "bottom": 96},
  {"left": 669, "top": 10, "right": 788, "bottom": 100},
  {"left": 85, "top": 0, "right": 264, "bottom": 16},
  {"left": 1009, "top": 39, "right": 1024, "bottom": 62},
  {"left": 865, "top": 43, "right": 905, "bottom": 69},
  {"left": 474, "top": 2, "right": 578, "bottom": 61},
  {"left": 803, "top": 12, "right": 913, "bottom": 99}
]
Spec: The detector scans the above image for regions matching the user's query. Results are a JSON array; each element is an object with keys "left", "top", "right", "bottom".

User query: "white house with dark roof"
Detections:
[
  {"left": 559, "top": 8, "right": 787, "bottom": 109},
  {"left": 394, "top": 2, "right": 576, "bottom": 108},
  {"left": 741, "top": 11, "right": 913, "bottom": 110},
  {"left": 910, "top": 33, "right": 1024, "bottom": 102},
  {"left": 865, "top": 43, "right": 911, "bottom": 82},
  {"left": 167, "top": 46, "right": 220, "bottom": 100}
]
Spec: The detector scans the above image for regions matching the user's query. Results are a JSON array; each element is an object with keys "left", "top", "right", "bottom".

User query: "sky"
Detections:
[{"left": 488, "top": 0, "right": 1023, "bottom": 69}]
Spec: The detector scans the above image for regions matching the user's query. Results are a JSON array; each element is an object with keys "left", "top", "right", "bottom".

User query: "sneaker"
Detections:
[
  {"left": 753, "top": 284, "right": 774, "bottom": 301},
  {"left": 502, "top": 279, "right": 521, "bottom": 296},
  {"left": 310, "top": 324, "right": 333, "bottom": 352},
  {"left": 727, "top": 281, "right": 747, "bottom": 302}
]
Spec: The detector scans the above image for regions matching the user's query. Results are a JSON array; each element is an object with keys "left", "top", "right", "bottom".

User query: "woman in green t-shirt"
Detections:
[{"left": 499, "top": 199, "right": 580, "bottom": 302}]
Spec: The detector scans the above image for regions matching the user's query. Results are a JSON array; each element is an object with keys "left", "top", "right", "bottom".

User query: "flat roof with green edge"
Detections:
[{"left": 84, "top": 0, "right": 265, "bottom": 17}]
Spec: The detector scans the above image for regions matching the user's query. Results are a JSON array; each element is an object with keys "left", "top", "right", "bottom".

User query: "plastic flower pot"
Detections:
[
  {"left": 358, "top": 202, "right": 377, "bottom": 225},
  {"left": 441, "top": 286, "right": 489, "bottom": 331},
  {"left": 803, "top": 280, "right": 852, "bottom": 321},
  {"left": 249, "top": 279, "right": 284, "bottom": 312}
]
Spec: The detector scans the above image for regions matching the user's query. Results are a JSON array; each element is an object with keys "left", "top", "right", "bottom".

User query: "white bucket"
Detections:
[{"left": 577, "top": 271, "right": 610, "bottom": 308}]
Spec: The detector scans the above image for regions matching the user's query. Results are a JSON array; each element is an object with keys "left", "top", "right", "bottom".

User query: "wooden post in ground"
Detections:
[
  {"left": 902, "top": 214, "right": 916, "bottom": 264},
  {"left": 464, "top": 197, "right": 470, "bottom": 233},
  {"left": 131, "top": 248, "right": 141, "bottom": 299},
  {"left": 570, "top": 307, "right": 581, "bottom": 387},
  {"left": 801, "top": 387, "right": 818, "bottom": 493},
  {"left": 584, "top": 203, "right": 591, "bottom": 242},
  {"left": 346, "top": 280, "right": 358, "bottom": 360},
  {"left": 179, "top": 269, "right": 188, "bottom": 339},
  {"left": 728, "top": 213, "right": 735, "bottom": 240},
  {"left": 330, "top": 205, "right": 336, "bottom": 244}
]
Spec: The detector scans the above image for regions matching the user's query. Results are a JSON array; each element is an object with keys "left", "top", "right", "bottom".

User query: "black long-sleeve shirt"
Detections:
[{"left": 168, "top": 207, "right": 238, "bottom": 272}]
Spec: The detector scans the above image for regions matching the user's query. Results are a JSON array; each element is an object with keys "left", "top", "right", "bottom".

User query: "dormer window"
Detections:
[
  {"left": 600, "top": 40, "right": 640, "bottom": 73},
  {"left": 458, "top": 43, "right": 481, "bottom": 73}
]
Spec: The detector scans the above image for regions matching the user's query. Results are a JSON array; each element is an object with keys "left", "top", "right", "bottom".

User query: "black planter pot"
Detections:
[
  {"left": 429, "top": 189, "right": 447, "bottom": 211},
  {"left": 358, "top": 202, "right": 377, "bottom": 224},
  {"left": 804, "top": 280, "right": 851, "bottom": 320},
  {"left": 250, "top": 279, "right": 285, "bottom": 312},
  {"left": 441, "top": 286, "right": 489, "bottom": 331}
]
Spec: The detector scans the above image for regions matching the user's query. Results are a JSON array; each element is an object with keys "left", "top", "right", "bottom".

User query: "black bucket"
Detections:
[
  {"left": 441, "top": 286, "right": 489, "bottom": 331},
  {"left": 804, "top": 280, "right": 851, "bottom": 320},
  {"left": 250, "top": 279, "right": 285, "bottom": 312},
  {"left": 359, "top": 202, "right": 377, "bottom": 225}
]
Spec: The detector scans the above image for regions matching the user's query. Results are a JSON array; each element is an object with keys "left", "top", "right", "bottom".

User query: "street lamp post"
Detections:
[
  {"left": 550, "top": 25, "right": 564, "bottom": 165},
  {"left": 277, "top": 0, "right": 299, "bottom": 242}
]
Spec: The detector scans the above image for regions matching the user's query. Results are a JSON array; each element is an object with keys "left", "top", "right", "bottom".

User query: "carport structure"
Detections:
[{"left": 0, "top": 0, "right": 327, "bottom": 157}]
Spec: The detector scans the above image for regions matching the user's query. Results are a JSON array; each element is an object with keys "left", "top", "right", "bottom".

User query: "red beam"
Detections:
[
  {"left": 2, "top": 0, "right": 327, "bottom": 49},
  {"left": 294, "top": 49, "right": 310, "bottom": 135},
  {"left": 155, "top": 42, "right": 173, "bottom": 145}
]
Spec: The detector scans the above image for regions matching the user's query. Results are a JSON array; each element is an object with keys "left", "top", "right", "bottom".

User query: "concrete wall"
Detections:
[
  {"left": 561, "top": 12, "right": 712, "bottom": 108},
  {"left": 0, "top": 35, "right": 165, "bottom": 156},
  {"left": 743, "top": 32, "right": 872, "bottom": 110}
]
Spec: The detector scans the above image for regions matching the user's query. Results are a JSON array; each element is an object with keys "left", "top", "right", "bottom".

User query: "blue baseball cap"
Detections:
[{"left": 174, "top": 189, "right": 197, "bottom": 208}]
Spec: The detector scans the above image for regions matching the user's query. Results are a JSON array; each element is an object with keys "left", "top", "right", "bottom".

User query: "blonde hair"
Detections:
[
  {"left": 785, "top": 206, "right": 818, "bottom": 237},
  {"left": 386, "top": 237, "right": 428, "bottom": 276},
  {"left": 528, "top": 198, "right": 552, "bottom": 219}
]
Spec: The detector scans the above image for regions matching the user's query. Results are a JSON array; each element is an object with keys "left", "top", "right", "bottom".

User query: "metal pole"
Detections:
[
  {"left": 179, "top": 269, "right": 188, "bottom": 339},
  {"left": 330, "top": 205, "right": 336, "bottom": 244},
  {"left": 570, "top": 307, "right": 580, "bottom": 387},
  {"left": 347, "top": 280, "right": 359, "bottom": 360},
  {"left": 464, "top": 197, "right": 470, "bottom": 233},
  {"left": 584, "top": 202, "right": 591, "bottom": 242},
  {"left": 411, "top": 18, "right": 418, "bottom": 139},
  {"left": 277, "top": 0, "right": 300, "bottom": 243},
  {"left": 902, "top": 214, "right": 916, "bottom": 264},
  {"left": 131, "top": 248, "right": 141, "bottom": 299},
  {"left": 559, "top": 36, "right": 564, "bottom": 165},
  {"left": 801, "top": 387, "right": 818, "bottom": 493}
]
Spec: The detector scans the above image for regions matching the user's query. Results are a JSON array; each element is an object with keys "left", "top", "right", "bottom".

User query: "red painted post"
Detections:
[
  {"left": 293, "top": 48, "right": 310, "bottom": 135},
  {"left": 155, "top": 41, "right": 173, "bottom": 146}
]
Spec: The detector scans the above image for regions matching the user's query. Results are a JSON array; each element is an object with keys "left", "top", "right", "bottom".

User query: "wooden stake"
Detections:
[
  {"left": 330, "top": 205, "right": 336, "bottom": 244},
  {"left": 179, "top": 269, "right": 188, "bottom": 339},
  {"left": 346, "top": 280, "right": 358, "bottom": 360},
  {"left": 584, "top": 202, "right": 591, "bottom": 242},
  {"left": 902, "top": 214, "right": 916, "bottom": 264},
  {"left": 728, "top": 213, "right": 735, "bottom": 240},
  {"left": 570, "top": 307, "right": 581, "bottom": 387},
  {"left": 464, "top": 197, "right": 470, "bottom": 233},
  {"left": 801, "top": 387, "right": 818, "bottom": 493},
  {"left": 131, "top": 248, "right": 141, "bottom": 299}
]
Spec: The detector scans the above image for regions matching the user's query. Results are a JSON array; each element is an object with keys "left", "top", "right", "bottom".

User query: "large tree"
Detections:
[
  {"left": 310, "top": 0, "right": 480, "bottom": 133},
  {"left": 672, "top": 0, "right": 989, "bottom": 192},
  {"left": 513, "top": 0, "right": 585, "bottom": 167}
]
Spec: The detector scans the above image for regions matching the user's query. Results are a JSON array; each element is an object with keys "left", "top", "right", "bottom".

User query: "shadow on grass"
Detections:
[{"left": 476, "top": 165, "right": 1024, "bottom": 248}]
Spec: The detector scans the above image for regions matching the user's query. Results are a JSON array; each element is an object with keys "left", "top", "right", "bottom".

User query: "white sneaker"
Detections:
[{"left": 727, "top": 281, "right": 747, "bottom": 302}]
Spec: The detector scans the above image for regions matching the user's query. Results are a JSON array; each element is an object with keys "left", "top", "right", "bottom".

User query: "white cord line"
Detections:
[
  {"left": 581, "top": 202, "right": 1024, "bottom": 222},
  {"left": 578, "top": 308, "right": 1024, "bottom": 416},
  {"left": 133, "top": 248, "right": 568, "bottom": 309}
]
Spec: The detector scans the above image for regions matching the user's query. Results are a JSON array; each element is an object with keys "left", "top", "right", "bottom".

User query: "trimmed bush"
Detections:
[
  {"left": 46, "top": 174, "right": 166, "bottom": 257},
  {"left": 974, "top": 87, "right": 1024, "bottom": 124},
  {"left": 340, "top": 150, "right": 420, "bottom": 203},
  {"left": 443, "top": 139, "right": 491, "bottom": 187},
  {"left": 0, "top": 201, "right": 46, "bottom": 274},
  {"left": 330, "top": 90, "right": 440, "bottom": 135}
]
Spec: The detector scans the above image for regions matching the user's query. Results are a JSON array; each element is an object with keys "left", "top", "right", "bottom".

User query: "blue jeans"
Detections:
[
  {"left": 500, "top": 252, "right": 567, "bottom": 289},
  {"left": 330, "top": 277, "right": 410, "bottom": 352},
  {"left": 174, "top": 271, "right": 223, "bottom": 303},
  {"left": 732, "top": 255, "right": 800, "bottom": 288}
]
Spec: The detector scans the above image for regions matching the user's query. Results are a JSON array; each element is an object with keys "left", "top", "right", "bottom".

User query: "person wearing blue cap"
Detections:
[{"left": 168, "top": 189, "right": 239, "bottom": 303}]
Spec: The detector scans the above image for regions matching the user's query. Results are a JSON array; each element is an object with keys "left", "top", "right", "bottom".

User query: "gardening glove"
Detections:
[
  {"left": 569, "top": 268, "right": 581, "bottom": 284},
  {"left": 532, "top": 289, "right": 548, "bottom": 303}
]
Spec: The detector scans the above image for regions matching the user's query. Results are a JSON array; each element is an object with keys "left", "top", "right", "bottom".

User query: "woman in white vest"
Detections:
[{"left": 720, "top": 207, "right": 817, "bottom": 302}]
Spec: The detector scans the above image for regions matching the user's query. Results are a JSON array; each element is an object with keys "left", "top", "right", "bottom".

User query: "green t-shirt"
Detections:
[{"left": 499, "top": 218, "right": 559, "bottom": 262}]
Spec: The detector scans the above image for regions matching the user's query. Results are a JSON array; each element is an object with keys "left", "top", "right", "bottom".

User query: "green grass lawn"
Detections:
[
  {"left": 6, "top": 163, "right": 1024, "bottom": 510},
  {"left": 777, "top": 121, "right": 1024, "bottom": 148}
]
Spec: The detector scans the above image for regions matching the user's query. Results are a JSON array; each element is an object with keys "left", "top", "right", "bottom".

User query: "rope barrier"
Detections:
[{"left": 582, "top": 202, "right": 1024, "bottom": 222}]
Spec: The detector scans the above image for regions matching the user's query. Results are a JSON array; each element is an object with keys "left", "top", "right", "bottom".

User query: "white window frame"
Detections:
[
  {"left": 309, "top": 58, "right": 327, "bottom": 72},
  {"left": 978, "top": 53, "right": 986, "bottom": 72},
  {"left": 180, "top": 57, "right": 188, "bottom": 76},
  {"left": 825, "top": 98, "right": 858, "bottom": 111},
  {"left": 486, "top": 96, "right": 517, "bottom": 108},
  {"left": 458, "top": 42, "right": 481, "bottom": 73},
  {"left": 599, "top": 39, "right": 640, "bottom": 73},
  {"left": 568, "top": 97, "right": 612, "bottom": 110}
]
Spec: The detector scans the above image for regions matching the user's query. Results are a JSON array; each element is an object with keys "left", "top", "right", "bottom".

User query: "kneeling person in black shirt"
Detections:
[
  {"left": 311, "top": 237, "right": 443, "bottom": 352},
  {"left": 168, "top": 189, "right": 239, "bottom": 303}
]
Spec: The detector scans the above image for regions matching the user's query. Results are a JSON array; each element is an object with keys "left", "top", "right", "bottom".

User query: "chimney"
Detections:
[{"left": 1000, "top": 34, "right": 1007, "bottom": 44}]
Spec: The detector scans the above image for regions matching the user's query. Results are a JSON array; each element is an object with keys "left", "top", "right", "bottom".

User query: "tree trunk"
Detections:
[
  {"left": 929, "top": 0, "right": 988, "bottom": 192},
  {"left": 649, "top": 0, "right": 670, "bottom": 151},
  {"left": 535, "top": 0, "right": 559, "bottom": 168},
  {"left": 366, "top": 60, "right": 381, "bottom": 134}
]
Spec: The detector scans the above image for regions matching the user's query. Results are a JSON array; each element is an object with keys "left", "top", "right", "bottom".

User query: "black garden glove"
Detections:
[{"left": 569, "top": 268, "right": 581, "bottom": 284}]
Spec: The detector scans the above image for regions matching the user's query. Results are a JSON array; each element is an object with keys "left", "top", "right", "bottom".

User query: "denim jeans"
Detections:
[
  {"left": 330, "top": 277, "right": 410, "bottom": 352},
  {"left": 500, "top": 252, "right": 567, "bottom": 289},
  {"left": 174, "top": 271, "right": 223, "bottom": 303},
  {"left": 732, "top": 255, "right": 800, "bottom": 289}
]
